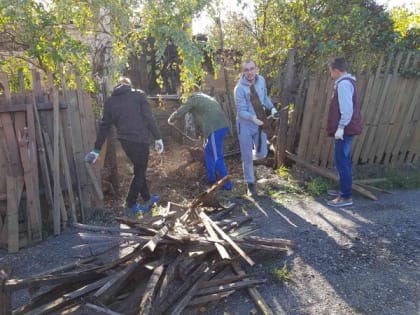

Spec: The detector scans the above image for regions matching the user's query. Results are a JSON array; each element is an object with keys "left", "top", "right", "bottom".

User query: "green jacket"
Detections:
[{"left": 169, "top": 93, "right": 229, "bottom": 138}]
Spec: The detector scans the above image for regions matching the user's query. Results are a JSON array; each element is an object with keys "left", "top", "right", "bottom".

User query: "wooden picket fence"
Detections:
[
  {"left": 0, "top": 70, "right": 100, "bottom": 252},
  {"left": 290, "top": 52, "right": 420, "bottom": 168}
]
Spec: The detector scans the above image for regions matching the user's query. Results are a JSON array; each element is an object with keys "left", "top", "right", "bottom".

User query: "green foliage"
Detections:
[
  {"left": 0, "top": 0, "right": 215, "bottom": 94},
  {"left": 306, "top": 177, "right": 330, "bottom": 197},
  {"left": 390, "top": 7, "right": 420, "bottom": 50},
  {"left": 272, "top": 262, "right": 292, "bottom": 282},
  {"left": 275, "top": 165, "right": 290, "bottom": 179},
  {"left": 209, "top": 0, "right": 404, "bottom": 80}
]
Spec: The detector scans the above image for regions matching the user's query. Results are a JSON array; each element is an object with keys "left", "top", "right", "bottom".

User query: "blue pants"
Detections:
[
  {"left": 334, "top": 135, "right": 353, "bottom": 199},
  {"left": 204, "top": 127, "right": 232, "bottom": 189},
  {"left": 237, "top": 122, "right": 267, "bottom": 184}
]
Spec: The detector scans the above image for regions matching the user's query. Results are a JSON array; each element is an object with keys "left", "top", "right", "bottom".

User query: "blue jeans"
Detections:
[
  {"left": 204, "top": 127, "right": 231, "bottom": 189},
  {"left": 334, "top": 135, "right": 353, "bottom": 199}
]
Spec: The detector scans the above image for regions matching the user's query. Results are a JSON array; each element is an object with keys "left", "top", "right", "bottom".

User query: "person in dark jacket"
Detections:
[
  {"left": 326, "top": 57, "right": 363, "bottom": 207},
  {"left": 85, "top": 77, "right": 164, "bottom": 213},
  {"left": 168, "top": 92, "right": 232, "bottom": 190}
]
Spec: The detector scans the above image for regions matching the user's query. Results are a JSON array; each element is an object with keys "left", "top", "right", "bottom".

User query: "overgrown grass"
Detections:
[
  {"left": 272, "top": 262, "right": 293, "bottom": 282},
  {"left": 375, "top": 168, "right": 420, "bottom": 190}
]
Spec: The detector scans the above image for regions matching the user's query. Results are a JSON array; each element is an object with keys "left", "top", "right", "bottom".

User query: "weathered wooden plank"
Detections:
[
  {"left": 138, "top": 263, "right": 165, "bottom": 315},
  {"left": 385, "top": 77, "right": 415, "bottom": 163},
  {"left": 296, "top": 75, "right": 318, "bottom": 159},
  {"left": 309, "top": 74, "right": 331, "bottom": 166},
  {"left": 0, "top": 102, "right": 68, "bottom": 113},
  {"left": 373, "top": 52, "right": 404, "bottom": 164},
  {"left": 362, "top": 53, "right": 395, "bottom": 163},
  {"left": 152, "top": 262, "right": 209, "bottom": 315},
  {"left": 352, "top": 73, "right": 376, "bottom": 164},
  {"left": 93, "top": 253, "right": 145, "bottom": 304},
  {"left": 84, "top": 303, "right": 122, "bottom": 315},
  {"left": 6, "top": 268, "right": 103, "bottom": 291},
  {"left": 274, "top": 106, "right": 289, "bottom": 167},
  {"left": 60, "top": 128, "right": 77, "bottom": 223},
  {"left": 0, "top": 269, "right": 11, "bottom": 315},
  {"left": 52, "top": 82, "right": 62, "bottom": 234},
  {"left": 84, "top": 162, "right": 104, "bottom": 200},
  {"left": 6, "top": 176, "right": 24, "bottom": 253},
  {"left": 72, "top": 79, "right": 91, "bottom": 212},
  {"left": 42, "top": 129, "right": 68, "bottom": 229},
  {"left": 14, "top": 274, "right": 112, "bottom": 315},
  {"left": 66, "top": 90, "right": 87, "bottom": 220},
  {"left": 196, "top": 278, "right": 266, "bottom": 296},
  {"left": 201, "top": 210, "right": 254, "bottom": 266},
  {"left": 16, "top": 127, "right": 42, "bottom": 242},
  {"left": 26, "top": 102, "right": 42, "bottom": 238},
  {"left": 167, "top": 264, "right": 213, "bottom": 315},
  {"left": 391, "top": 79, "right": 420, "bottom": 163},
  {"left": 199, "top": 211, "right": 231, "bottom": 260},
  {"left": 32, "top": 95, "right": 53, "bottom": 215},
  {"left": 231, "top": 262, "right": 274, "bottom": 315}
]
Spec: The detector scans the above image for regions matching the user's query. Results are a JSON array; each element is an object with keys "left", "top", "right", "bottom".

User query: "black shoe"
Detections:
[{"left": 247, "top": 183, "right": 257, "bottom": 197}]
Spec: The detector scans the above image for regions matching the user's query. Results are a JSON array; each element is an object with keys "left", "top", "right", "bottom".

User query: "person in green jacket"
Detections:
[{"left": 168, "top": 92, "right": 232, "bottom": 190}]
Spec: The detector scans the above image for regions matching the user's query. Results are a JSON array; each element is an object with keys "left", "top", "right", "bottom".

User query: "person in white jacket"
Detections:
[{"left": 234, "top": 59, "right": 277, "bottom": 197}]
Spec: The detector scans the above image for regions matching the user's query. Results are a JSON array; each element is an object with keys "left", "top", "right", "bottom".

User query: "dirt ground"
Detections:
[{"left": 1, "top": 139, "right": 419, "bottom": 315}]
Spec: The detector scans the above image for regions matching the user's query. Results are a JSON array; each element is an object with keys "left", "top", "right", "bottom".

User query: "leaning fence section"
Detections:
[
  {"left": 0, "top": 70, "right": 99, "bottom": 252},
  {"left": 291, "top": 52, "right": 420, "bottom": 168}
]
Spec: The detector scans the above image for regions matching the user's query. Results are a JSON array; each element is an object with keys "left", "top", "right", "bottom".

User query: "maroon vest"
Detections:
[{"left": 327, "top": 77, "right": 363, "bottom": 137}]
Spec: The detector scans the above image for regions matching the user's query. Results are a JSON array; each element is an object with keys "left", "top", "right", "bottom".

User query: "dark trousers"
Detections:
[
  {"left": 334, "top": 135, "right": 353, "bottom": 199},
  {"left": 120, "top": 139, "right": 150, "bottom": 207}
]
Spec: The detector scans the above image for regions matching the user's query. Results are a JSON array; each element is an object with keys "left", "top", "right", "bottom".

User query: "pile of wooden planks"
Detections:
[{"left": 2, "top": 177, "right": 293, "bottom": 315}]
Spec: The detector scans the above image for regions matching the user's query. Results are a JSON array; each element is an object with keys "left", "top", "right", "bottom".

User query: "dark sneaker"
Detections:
[
  {"left": 327, "top": 197, "right": 353, "bottom": 207},
  {"left": 327, "top": 189, "right": 339, "bottom": 197},
  {"left": 137, "top": 195, "right": 160, "bottom": 212},
  {"left": 246, "top": 183, "right": 257, "bottom": 197}
]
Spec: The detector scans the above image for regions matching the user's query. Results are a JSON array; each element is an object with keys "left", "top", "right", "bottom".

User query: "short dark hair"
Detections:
[{"left": 329, "top": 57, "right": 348, "bottom": 72}]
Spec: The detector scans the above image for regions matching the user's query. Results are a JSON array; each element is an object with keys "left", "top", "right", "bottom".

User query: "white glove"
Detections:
[
  {"left": 271, "top": 107, "right": 278, "bottom": 116},
  {"left": 270, "top": 107, "right": 279, "bottom": 119},
  {"left": 334, "top": 127, "right": 344, "bottom": 140},
  {"left": 155, "top": 139, "right": 164, "bottom": 154},
  {"left": 84, "top": 150, "right": 99, "bottom": 164},
  {"left": 252, "top": 116, "right": 264, "bottom": 126},
  {"left": 167, "top": 114, "right": 175, "bottom": 125}
]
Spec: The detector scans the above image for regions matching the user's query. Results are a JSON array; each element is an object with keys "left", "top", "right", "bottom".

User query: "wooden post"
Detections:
[
  {"left": 281, "top": 48, "right": 296, "bottom": 106},
  {"left": 52, "top": 83, "right": 62, "bottom": 235},
  {"left": 274, "top": 106, "right": 289, "bottom": 168}
]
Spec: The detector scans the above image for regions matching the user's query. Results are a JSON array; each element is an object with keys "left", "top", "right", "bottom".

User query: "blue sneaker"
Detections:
[
  {"left": 125, "top": 203, "right": 141, "bottom": 218},
  {"left": 137, "top": 195, "right": 160, "bottom": 212},
  {"left": 222, "top": 181, "right": 232, "bottom": 190}
]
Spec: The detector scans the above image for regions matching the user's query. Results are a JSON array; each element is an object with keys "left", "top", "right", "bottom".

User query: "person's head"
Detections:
[
  {"left": 241, "top": 59, "right": 257, "bottom": 82},
  {"left": 116, "top": 76, "right": 132, "bottom": 87},
  {"left": 329, "top": 57, "right": 348, "bottom": 80}
]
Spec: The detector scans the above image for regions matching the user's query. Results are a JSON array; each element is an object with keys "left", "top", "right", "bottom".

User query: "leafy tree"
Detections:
[
  {"left": 390, "top": 6, "right": 420, "bottom": 50},
  {"left": 0, "top": 0, "right": 217, "bottom": 94},
  {"left": 209, "top": 0, "right": 398, "bottom": 81}
]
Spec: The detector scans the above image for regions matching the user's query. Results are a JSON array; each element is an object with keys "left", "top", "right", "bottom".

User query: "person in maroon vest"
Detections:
[{"left": 326, "top": 57, "right": 362, "bottom": 207}]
